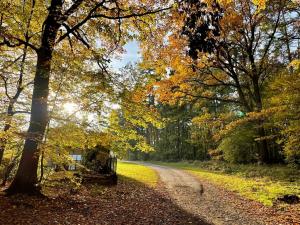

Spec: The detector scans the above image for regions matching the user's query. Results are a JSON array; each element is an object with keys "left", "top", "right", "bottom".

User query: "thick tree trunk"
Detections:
[
  {"left": 6, "top": 0, "right": 63, "bottom": 194},
  {"left": 6, "top": 51, "right": 52, "bottom": 194},
  {"left": 252, "top": 76, "right": 270, "bottom": 164}
]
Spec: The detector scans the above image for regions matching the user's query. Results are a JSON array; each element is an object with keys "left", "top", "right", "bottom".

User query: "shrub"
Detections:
[{"left": 218, "top": 125, "right": 257, "bottom": 163}]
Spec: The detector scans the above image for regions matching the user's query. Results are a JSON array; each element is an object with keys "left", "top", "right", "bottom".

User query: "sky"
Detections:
[
  {"left": 63, "top": 40, "right": 141, "bottom": 128},
  {"left": 110, "top": 40, "right": 140, "bottom": 70}
]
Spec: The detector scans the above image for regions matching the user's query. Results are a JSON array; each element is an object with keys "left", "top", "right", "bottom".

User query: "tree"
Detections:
[
  {"left": 0, "top": 45, "right": 34, "bottom": 164},
  {"left": 108, "top": 67, "right": 164, "bottom": 158},
  {"left": 269, "top": 61, "right": 300, "bottom": 165},
  {"left": 139, "top": 0, "right": 299, "bottom": 164},
  {"left": 0, "top": 0, "right": 171, "bottom": 194}
]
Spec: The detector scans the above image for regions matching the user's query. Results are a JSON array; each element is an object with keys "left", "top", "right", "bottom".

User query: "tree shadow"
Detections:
[{"left": 0, "top": 174, "right": 211, "bottom": 225}]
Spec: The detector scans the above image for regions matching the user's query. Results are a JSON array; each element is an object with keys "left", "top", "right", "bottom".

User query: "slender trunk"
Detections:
[
  {"left": 1, "top": 155, "right": 19, "bottom": 186},
  {"left": 257, "top": 126, "right": 270, "bottom": 163},
  {"left": 0, "top": 107, "right": 13, "bottom": 164},
  {"left": 193, "top": 146, "right": 196, "bottom": 160},
  {"left": 177, "top": 120, "right": 180, "bottom": 160},
  {"left": 39, "top": 150, "right": 44, "bottom": 183},
  {"left": 7, "top": 0, "right": 63, "bottom": 194},
  {"left": 38, "top": 120, "right": 51, "bottom": 183},
  {"left": 0, "top": 50, "right": 28, "bottom": 164},
  {"left": 0, "top": 91, "right": 26, "bottom": 165}
]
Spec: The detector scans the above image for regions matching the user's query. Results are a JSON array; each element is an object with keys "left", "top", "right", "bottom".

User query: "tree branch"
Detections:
[
  {"left": 175, "top": 89, "right": 241, "bottom": 104},
  {"left": 57, "top": 4, "right": 171, "bottom": 44},
  {"left": 91, "top": 7, "right": 172, "bottom": 20},
  {"left": 0, "top": 33, "right": 38, "bottom": 52},
  {"left": 62, "top": 0, "right": 84, "bottom": 20}
]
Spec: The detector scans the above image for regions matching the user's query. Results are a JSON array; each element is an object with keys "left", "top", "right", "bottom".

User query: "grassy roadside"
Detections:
[
  {"left": 117, "top": 161, "right": 158, "bottom": 187},
  {"left": 151, "top": 161, "right": 300, "bottom": 206}
]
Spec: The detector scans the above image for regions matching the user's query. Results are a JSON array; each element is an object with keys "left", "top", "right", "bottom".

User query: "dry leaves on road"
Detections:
[{"left": 0, "top": 178, "right": 209, "bottom": 225}]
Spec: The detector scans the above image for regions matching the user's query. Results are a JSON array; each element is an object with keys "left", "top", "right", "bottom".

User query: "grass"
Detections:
[
  {"left": 41, "top": 162, "right": 158, "bottom": 196},
  {"left": 117, "top": 161, "right": 158, "bottom": 187},
  {"left": 152, "top": 161, "right": 300, "bottom": 206}
]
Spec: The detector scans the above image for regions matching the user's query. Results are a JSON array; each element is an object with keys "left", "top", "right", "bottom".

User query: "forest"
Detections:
[
  {"left": 128, "top": 0, "right": 300, "bottom": 165},
  {"left": 0, "top": 0, "right": 299, "bottom": 224},
  {"left": 0, "top": 0, "right": 299, "bottom": 190}
]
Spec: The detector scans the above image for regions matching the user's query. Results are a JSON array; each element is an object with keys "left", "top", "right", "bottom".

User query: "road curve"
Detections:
[{"left": 142, "top": 163, "right": 263, "bottom": 225}]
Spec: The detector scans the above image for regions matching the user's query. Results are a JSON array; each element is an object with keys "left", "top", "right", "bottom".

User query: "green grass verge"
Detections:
[
  {"left": 152, "top": 161, "right": 300, "bottom": 206},
  {"left": 117, "top": 161, "right": 158, "bottom": 187}
]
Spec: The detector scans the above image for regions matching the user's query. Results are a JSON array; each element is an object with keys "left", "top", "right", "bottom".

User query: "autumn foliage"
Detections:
[{"left": 0, "top": 0, "right": 299, "bottom": 196}]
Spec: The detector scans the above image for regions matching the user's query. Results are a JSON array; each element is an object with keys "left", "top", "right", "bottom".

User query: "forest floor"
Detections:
[
  {"left": 0, "top": 162, "right": 208, "bottom": 225},
  {"left": 142, "top": 162, "right": 300, "bottom": 225},
  {"left": 0, "top": 161, "right": 299, "bottom": 225}
]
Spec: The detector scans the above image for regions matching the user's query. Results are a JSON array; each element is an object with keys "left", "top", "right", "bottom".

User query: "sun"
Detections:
[{"left": 63, "top": 102, "right": 77, "bottom": 114}]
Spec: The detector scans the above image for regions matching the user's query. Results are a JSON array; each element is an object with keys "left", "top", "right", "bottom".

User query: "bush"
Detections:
[{"left": 218, "top": 125, "right": 257, "bottom": 163}]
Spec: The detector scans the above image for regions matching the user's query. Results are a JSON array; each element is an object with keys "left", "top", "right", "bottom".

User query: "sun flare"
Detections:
[{"left": 63, "top": 102, "right": 77, "bottom": 114}]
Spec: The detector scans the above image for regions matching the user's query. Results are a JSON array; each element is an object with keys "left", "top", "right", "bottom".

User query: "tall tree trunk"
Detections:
[
  {"left": 177, "top": 119, "right": 180, "bottom": 160},
  {"left": 0, "top": 105, "right": 13, "bottom": 164},
  {"left": 252, "top": 76, "right": 270, "bottom": 164},
  {"left": 6, "top": 0, "right": 63, "bottom": 194},
  {"left": 257, "top": 125, "right": 270, "bottom": 163},
  {"left": 0, "top": 88, "right": 24, "bottom": 164},
  {"left": 6, "top": 51, "right": 52, "bottom": 194}
]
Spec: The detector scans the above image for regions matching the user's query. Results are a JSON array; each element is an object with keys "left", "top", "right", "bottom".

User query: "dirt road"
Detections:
[{"left": 144, "top": 163, "right": 263, "bottom": 225}]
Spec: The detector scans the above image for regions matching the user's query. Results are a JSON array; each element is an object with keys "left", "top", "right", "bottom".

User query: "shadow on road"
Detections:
[{"left": 0, "top": 174, "right": 210, "bottom": 225}]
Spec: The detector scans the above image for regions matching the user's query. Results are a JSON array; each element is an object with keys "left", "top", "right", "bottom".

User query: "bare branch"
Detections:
[{"left": 12, "top": 110, "right": 31, "bottom": 115}]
